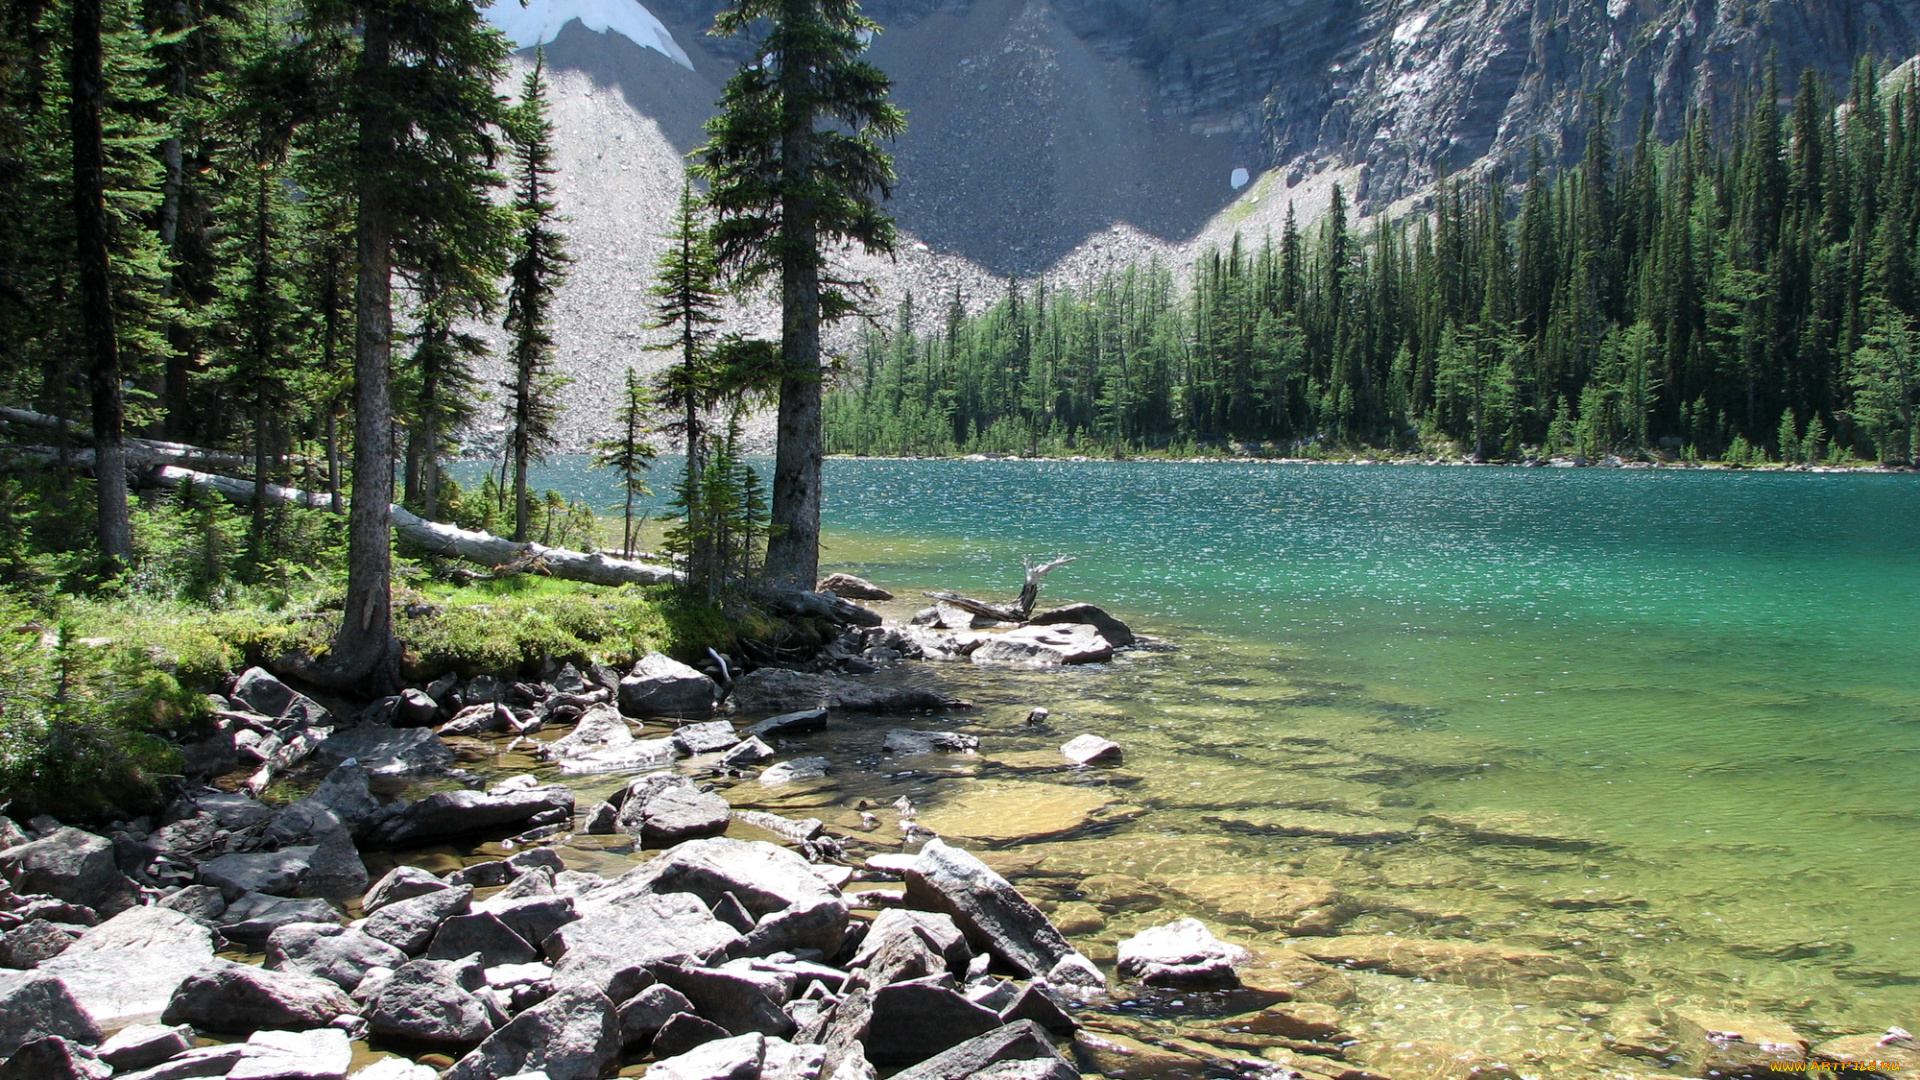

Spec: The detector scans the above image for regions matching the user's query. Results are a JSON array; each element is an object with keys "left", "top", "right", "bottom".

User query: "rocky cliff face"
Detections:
[{"left": 479, "top": 0, "right": 1920, "bottom": 449}]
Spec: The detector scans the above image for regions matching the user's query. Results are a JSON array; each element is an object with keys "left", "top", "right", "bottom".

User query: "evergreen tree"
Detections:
[
  {"left": 650, "top": 184, "right": 724, "bottom": 579},
  {"left": 696, "top": 0, "right": 905, "bottom": 590},
  {"left": 503, "top": 52, "right": 569, "bottom": 543},
  {"left": 296, "top": 0, "right": 512, "bottom": 691},
  {"left": 591, "top": 367, "right": 656, "bottom": 557}
]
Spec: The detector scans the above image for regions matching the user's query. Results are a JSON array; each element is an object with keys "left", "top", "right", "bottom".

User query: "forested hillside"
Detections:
[{"left": 828, "top": 67, "right": 1920, "bottom": 464}]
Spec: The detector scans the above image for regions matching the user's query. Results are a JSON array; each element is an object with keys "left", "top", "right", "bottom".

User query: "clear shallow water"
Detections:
[{"left": 464, "top": 456, "right": 1920, "bottom": 1056}]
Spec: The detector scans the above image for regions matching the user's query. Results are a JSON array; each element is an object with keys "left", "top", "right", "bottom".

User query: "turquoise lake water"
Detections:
[{"left": 463, "top": 456, "right": 1920, "bottom": 1042}]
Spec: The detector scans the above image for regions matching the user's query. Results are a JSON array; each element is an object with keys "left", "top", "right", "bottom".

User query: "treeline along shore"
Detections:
[{"left": 828, "top": 63, "right": 1920, "bottom": 469}]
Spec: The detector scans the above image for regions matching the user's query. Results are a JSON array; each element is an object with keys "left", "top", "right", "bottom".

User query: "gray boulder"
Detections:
[
  {"left": 0, "top": 971, "right": 101, "bottom": 1056},
  {"left": 295, "top": 765, "right": 385, "bottom": 839},
  {"left": 850, "top": 910, "right": 970, "bottom": 987},
  {"left": 37, "top": 941, "right": 213, "bottom": 1030},
  {"left": 887, "top": 1021, "right": 1075, "bottom": 1080},
  {"left": 218, "top": 894, "right": 340, "bottom": 948},
  {"left": 970, "top": 624, "right": 1113, "bottom": 668},
  {"left": 363, "top": 885, "right": 473, "bottom": 955},
  {"left": 300, "top": 829, "right": 370, "bottom": 899},
  {"left": 816, "top": 574, "right": 892, "bottom": 601},
  {"left": 1115, "top": 918, "right": 1247, "bottom": 988},
  {"left": 231, "top": 667, "right": 333, "bottom": 728},
  {"left": 266, "top": 923, "right": 408, "bottom": 990},
  {"left": 647, "top": 1032, "right": 765, "bottom": 1080},
  {"left": 607, "top": 838, "right": 849, "bottom": 957},
  {"left": 541, "top": 705, "right": 633, "bottom": 762},
  {"left": 201, "top": 847, "right": 313, "bottom": 898},
  {"left": 95, "top": 1024, "right": 193, "bottom": 1072},
  {"left": 362, "top": 866, "right": 446, "bottom": 914},
  {"left": 617, "top": 983, "right": 692, "bottom": 1047},
  {"left": 439, "top": 703, "right": 514, "bottom": 737},
  {"left": 233, "top": 1028, "right": 352, "bottom": 1080},
  {"left": 650, "top": 1013, "right": 733, "bottom": 1061},
  {"left": 364, "top": 959, "right": 494, "bottom": 1048},
  {"left": 0, "top": 828, "right": 136, "bottom": 917},
  {"left": 161, "top": 959, "right": 355, "bottom": 1032},
  {"left": 68, "top": 907, "right": 213, "bottom": 955},
  {"left": 441, "top": 987, "right": 618, "bottom": 1080},
  {"left": 619, "top": 654, "right": 717, "bottom": 720},
  {"left": 426, "top": 913, "right": 538, "bottom": 968},
  {"left": 0, "top": 1035, "right": 110, "bottom": 1080},
  {"left": 673, "top": 721, "right": 742, "bottom": 756},
  {"left": 156, "top": 885, "right": 227, "bottom": 923},
  {"left": 903, "top": 840, "right": 1101, "bottom": 989},
  {"left": 545, "top": 892, "right": 741, "bottom": 967},
  {"left": 1027, "top": 603, "right": 1134, "bottom": 647},
  {"left": 395, "top": 688, "right": 442, "bottom": 727},
  {"left": 998, "top": 983, "right": 1076, "bottom": 1035},
  {"left": 368, "top": 788, "right": 574, "bottom": 848},
  {"left": 741, "top": 710, "right": 828, "bottom": 740},
  {"left": 473, "top": 895, "right": 575, "bottom": 950},
  {"left": 862, "top": 978, "right": 1001, "bottom": 1067},
  {"left": 882, "top": 729, "right": 979, "bottom": 755},
  {"left": 1059, "top": 734, "right": 1123, "bottom": 766},
  {"left": 758, "top": 758, "right": 830, "bottom": 786},
  {"left": 313, "top": 727, "right": 456, "bottom": 777},
  {"left": 718, "top": 738, "right": 776, "bottom": 768},
  {"left": 654, "top": 965, "right": 794, "bottom": 1038},
  {"left": 0, "top": 920, "right": 76, "bottom": 967},
  {"left": 613, "top": 775, "right": 730, "bottom": 848}
]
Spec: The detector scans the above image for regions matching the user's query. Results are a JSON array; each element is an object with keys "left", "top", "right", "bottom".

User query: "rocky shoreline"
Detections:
[{"left": 0, "top": 583, "right": 1914, "bottom": 1080}]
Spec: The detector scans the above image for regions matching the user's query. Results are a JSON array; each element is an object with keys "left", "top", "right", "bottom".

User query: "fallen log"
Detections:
[
  {"left": 2, "top": 407, "right": 259, "bottom": 474},
  {"left": 925, "top": 555, "right": 1078, "bottom": 624},
  {"left": 144, "top": 465, "right": 684, "bottom": 588}
]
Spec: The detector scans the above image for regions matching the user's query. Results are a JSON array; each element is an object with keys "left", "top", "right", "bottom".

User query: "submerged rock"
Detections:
[
  {"left": 1059, "top": 734, "right": 1123, "bottom": 766},
  {"left": 1115, "top": 918, "right": 1248, "bottom": 988},
  {"left": 727, "top": 670, "right": 969, "bottom": 714},
  {"left": 1165, "top": 873, "right": 1354, "bottom": 936},
  {"left": 914, "top": 781, "right": 1123, "bottom": 846},
  {"left": 1670, "top": 1009, "right": 1808, "bottom": 1078},
  {"left": 1292, "top": 934, "right": 1588, "bottom": 988},
  {"left": 882, "top": 729, "right": 979, "bottom": 755}
]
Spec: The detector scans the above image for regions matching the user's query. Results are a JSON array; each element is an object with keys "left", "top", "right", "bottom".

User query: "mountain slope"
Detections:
[{"left": 477, "top": 0, "right": 1920, "bottom": 450}]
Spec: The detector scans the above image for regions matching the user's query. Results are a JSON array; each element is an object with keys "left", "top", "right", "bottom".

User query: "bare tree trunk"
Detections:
[
  {"left": 324, "top": 405, "right": 343, "bottom": 514},
  {"left": 326, "top": 11, "right": 399, "bottom": 693},
  {"left": 69, "top": 0, "right": 131, "bottom": 567}
]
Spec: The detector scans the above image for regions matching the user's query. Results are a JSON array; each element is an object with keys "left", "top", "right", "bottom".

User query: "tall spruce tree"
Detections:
[
  {"left": 650, "top": 184, "right": 724, "bottom": 584},
  {"left": 592, "top": 367, "right": 655, "bottom": 557},
  {"left": 503, "top": 52, "right": 569, "bottom": 543},
  {"left": 695, "top": 0, "right": 905, "bottom": 590},
  {"left": 296, "top": 0, "right": 511, "bottom": 691}
]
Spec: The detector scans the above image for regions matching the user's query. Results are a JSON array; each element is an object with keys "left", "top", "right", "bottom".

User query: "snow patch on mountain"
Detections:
[{"left": 481, "top": 0, "right": 692, "bottom": 69}]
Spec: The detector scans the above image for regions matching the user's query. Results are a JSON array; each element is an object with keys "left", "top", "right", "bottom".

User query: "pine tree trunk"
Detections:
[
  {"left": 764, "top": 78, "right": 822, "bottom": 591},
  {"left": 69, "top": 0, "right": 132, "bottom": 567},
  {"left": 512, "top": 357, "right": 531, "bottom": 542},
  {"left": 328, "top": 10, "right": 399, "bottom": 693}
]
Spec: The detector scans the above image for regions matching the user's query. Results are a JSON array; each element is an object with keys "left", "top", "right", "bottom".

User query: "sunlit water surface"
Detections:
[{"left": 458, "top": 456, "right": 1920, "bottom": 1066}]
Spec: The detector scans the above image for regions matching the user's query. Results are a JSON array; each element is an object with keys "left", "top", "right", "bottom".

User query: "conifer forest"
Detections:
[{"left": 829, "top": 69, "right": 1920, "bottom": 465}]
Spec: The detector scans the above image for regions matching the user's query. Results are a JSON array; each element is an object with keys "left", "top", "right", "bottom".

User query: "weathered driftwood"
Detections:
[
  {"left": 926, "top": 555, "right": 1078, "bottom": 624},
  {"left": 145, "top": 465, "right": 684, "bottom": 588}
]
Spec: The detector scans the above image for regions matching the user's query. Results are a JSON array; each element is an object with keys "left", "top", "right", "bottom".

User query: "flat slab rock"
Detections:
[
  {"left": 1164, "top": 873, "right": 1355, "bottom": 936},
  {"left": 38, "top": 945, "right": 215, "bottom": 1029},
  {"left": 970, "top": 624, "right": 1113, "bottom": 668},
  {"left": 915, "top": 781, "right": 1124, "bottom": 846},
  {"left": 1292, "top": 934, "right": 1590, "bottom": 988}
]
